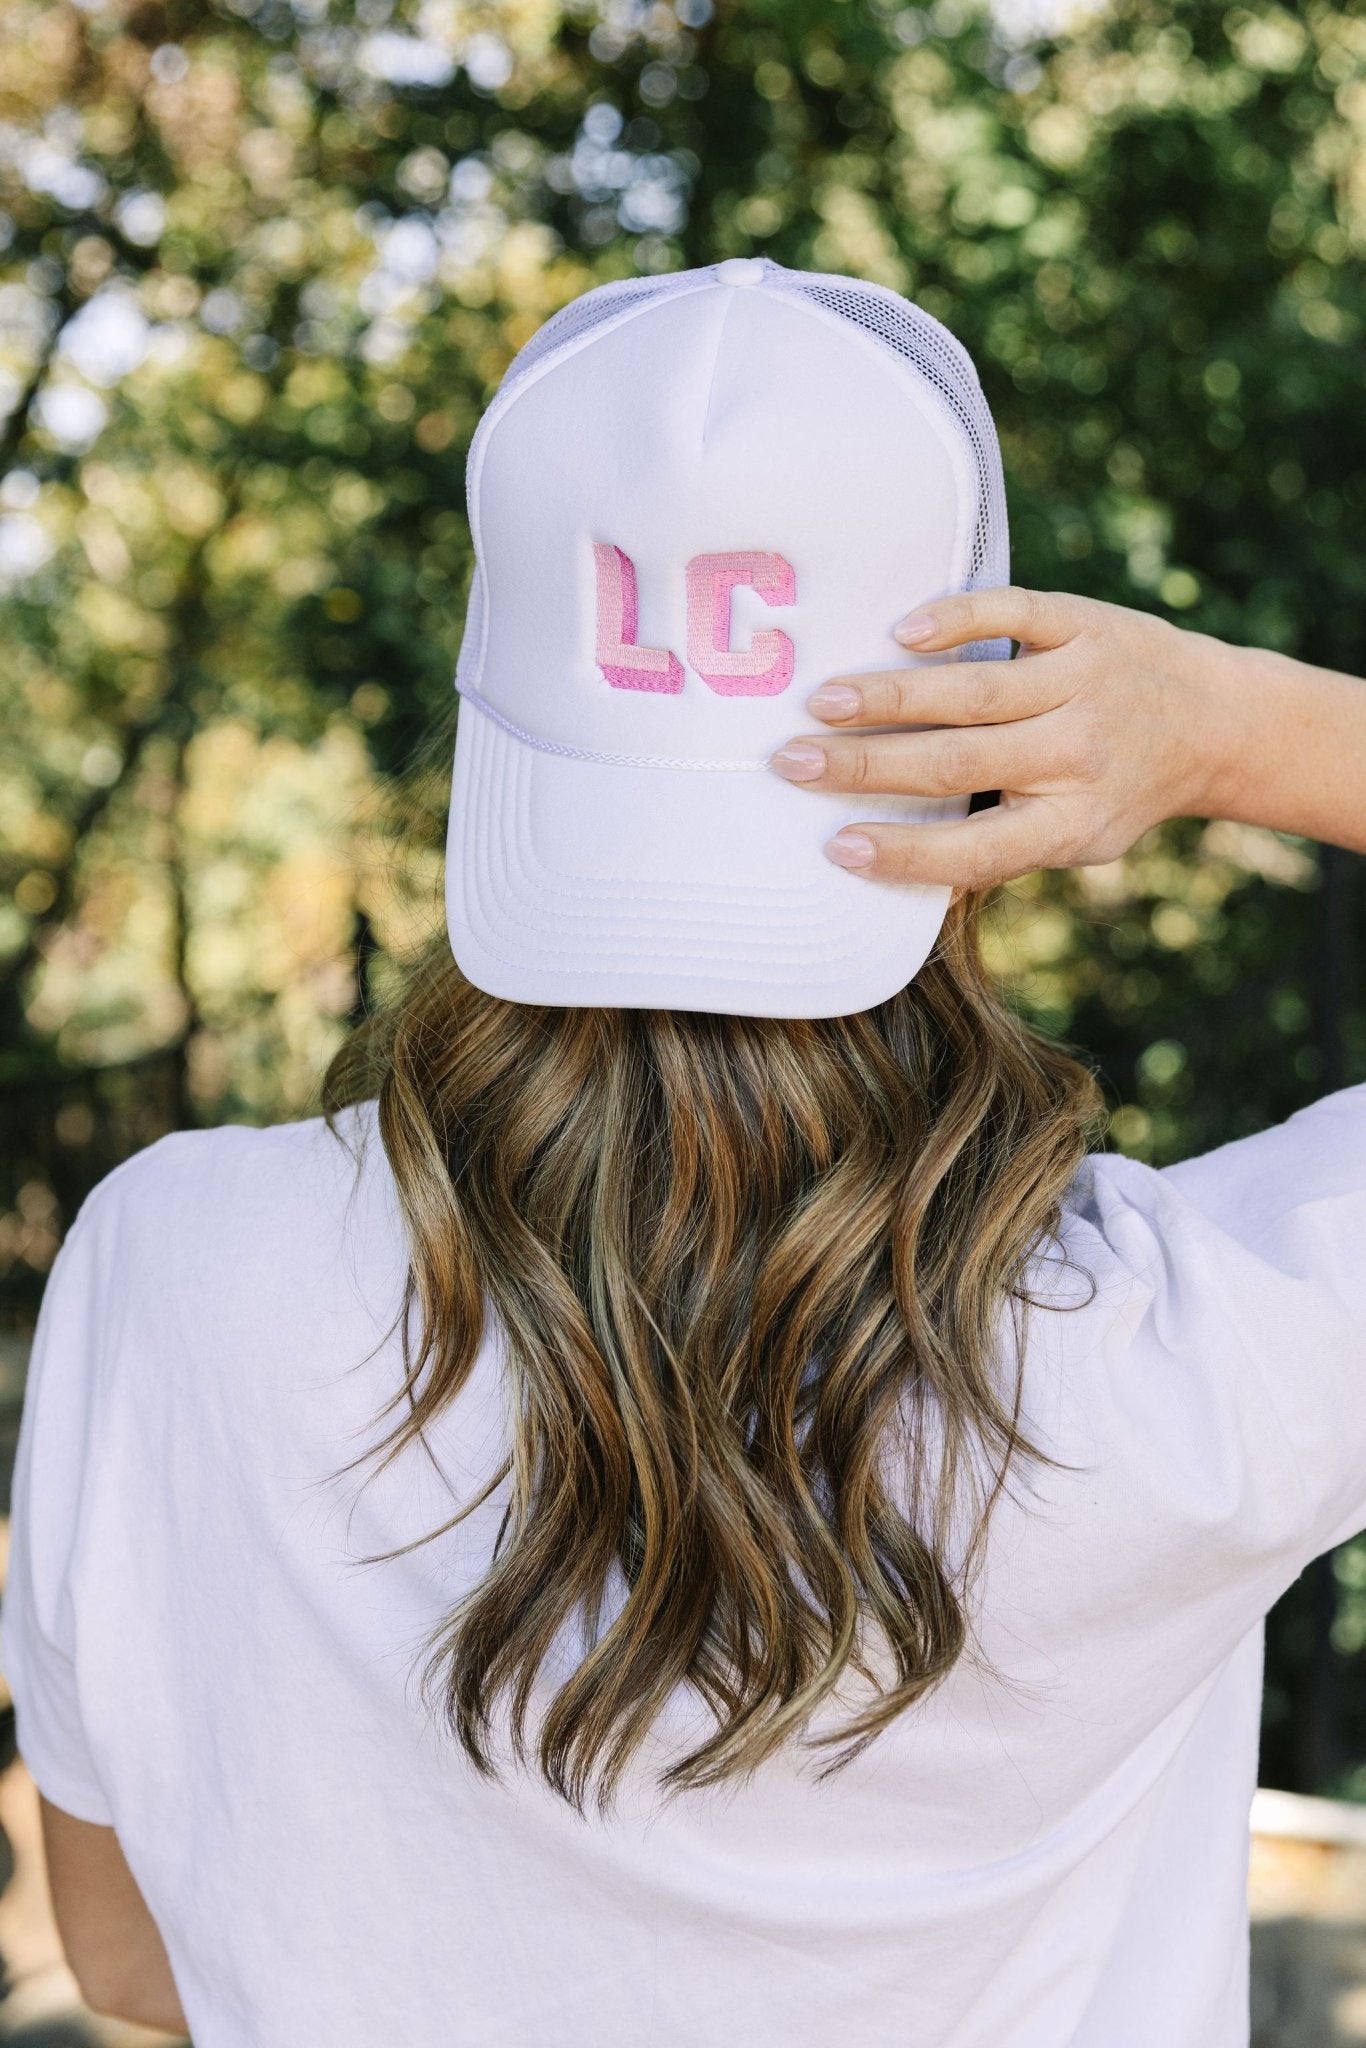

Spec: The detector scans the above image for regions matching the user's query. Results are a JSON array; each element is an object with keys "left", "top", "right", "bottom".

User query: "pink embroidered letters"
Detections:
[
  {"left": 685, "top": 551, "right": 796, "bottom": 696},
  {"left": 593, "top": 542, "right": 685, "bottom": 694},
  {"left": 592, "top": 544, "right": 797, "bottom": 698}
]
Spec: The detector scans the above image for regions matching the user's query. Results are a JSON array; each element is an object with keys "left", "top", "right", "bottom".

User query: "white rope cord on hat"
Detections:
[{"left": 453, "top": 678, "right": 774, "bottom": 772}]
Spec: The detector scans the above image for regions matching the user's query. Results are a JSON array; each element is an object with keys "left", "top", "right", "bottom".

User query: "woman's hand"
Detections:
[{"left": 765, "top": 586, "right": 1254, "bottom": 888}]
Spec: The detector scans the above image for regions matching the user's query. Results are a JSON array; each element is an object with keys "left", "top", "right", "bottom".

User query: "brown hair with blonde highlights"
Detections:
[{"left": 322, "top": 890, "right": 1103, "bottom": 1817}]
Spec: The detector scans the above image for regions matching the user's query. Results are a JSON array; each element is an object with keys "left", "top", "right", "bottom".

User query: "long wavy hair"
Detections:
[{"left": 321, "top": 890, "right": 1103, "bottom": 1817}]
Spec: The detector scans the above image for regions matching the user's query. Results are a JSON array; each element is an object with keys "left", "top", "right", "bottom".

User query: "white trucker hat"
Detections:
[{"left": 446, "top": 255, "right": 1010, "bottom": 1019}]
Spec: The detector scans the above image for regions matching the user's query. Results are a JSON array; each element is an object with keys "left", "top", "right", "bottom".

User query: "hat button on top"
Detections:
[{"left": 715, "top": 257, "right": 765, "bottom": 287}]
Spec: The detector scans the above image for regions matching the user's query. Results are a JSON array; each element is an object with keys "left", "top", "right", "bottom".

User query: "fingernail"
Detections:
[
  {"left": 825, "top": 830, "right": 876, "bottom": 870},
  {"left": 768, "top": 742, "right": 825, "bottom": 782},
  {"left": 895, "top": 612, "right": 935, "bottom": 645},
  {"left": 805, "top": 684, "right": 861, "bottom": 721}
]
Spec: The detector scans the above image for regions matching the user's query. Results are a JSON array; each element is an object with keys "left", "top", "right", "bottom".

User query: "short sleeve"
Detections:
[
  {"left": 1, "top": 1203, "right": 116, "bottom": 1824},
  {"left": 1081, "top": 1081, "right": 1366, "bottom": 1580}
]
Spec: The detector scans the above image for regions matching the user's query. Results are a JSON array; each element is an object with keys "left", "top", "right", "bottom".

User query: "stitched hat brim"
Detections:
[{"left": 445, "top": 697, "right": 964, "bottom": 1020}]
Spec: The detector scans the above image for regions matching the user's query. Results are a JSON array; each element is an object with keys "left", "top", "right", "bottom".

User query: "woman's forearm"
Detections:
[
  {"left": 88, "top": 1978, "right": 190, "bottom": 2036},
  {"left": 1195, "top": 635, "right": 1366, "bottom": 855}
]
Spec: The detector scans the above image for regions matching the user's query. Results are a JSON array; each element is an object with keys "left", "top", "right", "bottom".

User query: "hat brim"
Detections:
[{"left": 445, "top": 701, "right": 967, "bottom": 1020}]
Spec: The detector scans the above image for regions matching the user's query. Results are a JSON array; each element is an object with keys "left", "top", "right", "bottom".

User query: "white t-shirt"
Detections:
[{"left": 4, "top": 1087, "right": 1366, "bottom": 2048}]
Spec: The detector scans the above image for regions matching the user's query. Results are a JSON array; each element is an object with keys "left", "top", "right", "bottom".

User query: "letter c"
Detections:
[{"left": 684, "top": 551, "right": 796, "bottom": 697}]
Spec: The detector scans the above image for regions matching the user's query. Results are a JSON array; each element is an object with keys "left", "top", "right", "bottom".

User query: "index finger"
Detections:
[{"left": 895, "top": 585, "right": 1091, "bottom": 655}]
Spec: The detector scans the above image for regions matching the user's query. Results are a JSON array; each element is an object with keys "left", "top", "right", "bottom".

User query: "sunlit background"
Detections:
[{"left": 0, "top": 0, "right": 1364, "bottom": 2037}]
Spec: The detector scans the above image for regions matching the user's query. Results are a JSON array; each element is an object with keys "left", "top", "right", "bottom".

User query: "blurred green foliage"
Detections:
[{"left": 0, "top": 0, "right": 1363, "bottom": 1792}]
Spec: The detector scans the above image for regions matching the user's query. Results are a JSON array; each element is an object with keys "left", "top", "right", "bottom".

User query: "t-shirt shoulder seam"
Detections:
[{"left": 63, "top": 1108, "right": 372, "bottom": 1244}]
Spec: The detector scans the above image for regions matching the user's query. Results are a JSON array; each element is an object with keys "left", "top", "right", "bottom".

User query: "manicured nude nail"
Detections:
[
  {"left": 825, "top": 831, "right": 876, "bottom": 869},
  {"left": 768, "top": 742, "right": 825, "bottom": 781},
  {"left": 805, "top": 684, "right": 862, "bottom": 721},
  {"left": 895, "top": 612, "right": 935, "bottom": 645}
]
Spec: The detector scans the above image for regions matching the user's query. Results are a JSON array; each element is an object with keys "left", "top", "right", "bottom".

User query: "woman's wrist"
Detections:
[{"left": 1188, "top": 631, "right": 1366, "bottom": 853}]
